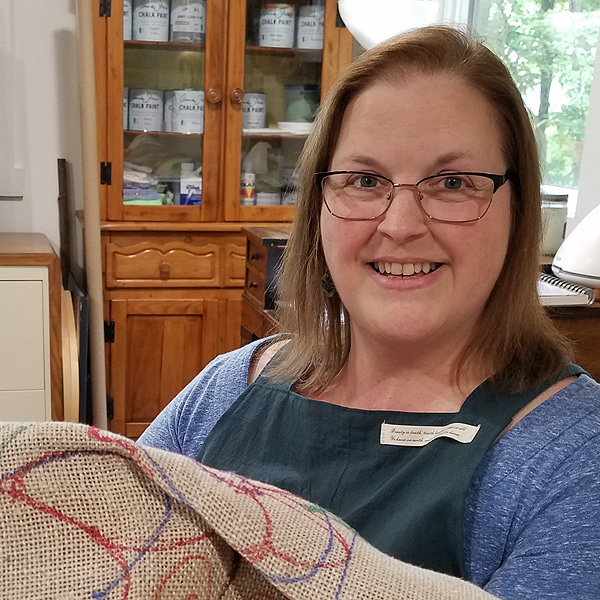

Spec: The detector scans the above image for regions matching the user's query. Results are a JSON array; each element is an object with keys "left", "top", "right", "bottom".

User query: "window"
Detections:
[{"left": 473, "top": 0, "right": 600, "bottom": 196}]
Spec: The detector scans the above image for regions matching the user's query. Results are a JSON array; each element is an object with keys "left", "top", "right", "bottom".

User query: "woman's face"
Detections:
[{"left": 320, "top": 74, "right": 511, "bottom": 355}]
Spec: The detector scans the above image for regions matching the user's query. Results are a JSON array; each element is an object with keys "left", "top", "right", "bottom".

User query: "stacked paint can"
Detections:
[
  {"left": 259, "top": 4, "right": 295, "bottom": 48},
  {"left": 242, "top": 93, "right": 267, "bottom": 130},
  {"left": 171, "top": 89, "right": 204, "bottom": 134},
  {"left": 297, "top": 4, "right": 324, "bottom": 49},
  {"left": 170, "top": 0, "right": 207, "bottom": 43},
  {"left": 128, "top": 89, "right": 164, "bottom": 132}
]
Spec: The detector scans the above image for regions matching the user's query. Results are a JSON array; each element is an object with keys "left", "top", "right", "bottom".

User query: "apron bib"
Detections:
[{"left": 199, "top": 364, "right": 583, "bottom": 576}]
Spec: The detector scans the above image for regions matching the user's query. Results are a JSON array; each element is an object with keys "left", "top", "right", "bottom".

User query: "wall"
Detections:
[
  {"left": 0, "top": 0, "right": 83, "bottom": 252},
  {"left": 569, "top": 35, "right": 600, "bottom": 235}
]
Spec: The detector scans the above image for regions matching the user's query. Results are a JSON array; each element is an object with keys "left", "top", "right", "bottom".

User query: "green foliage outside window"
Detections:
[{"left": 475, "top": 0, "right": 600, "bottom": 188}]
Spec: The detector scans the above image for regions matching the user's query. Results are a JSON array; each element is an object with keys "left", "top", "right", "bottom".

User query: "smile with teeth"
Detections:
[{"left": 371, "top": 261, "right": 440, "bottom": 277}]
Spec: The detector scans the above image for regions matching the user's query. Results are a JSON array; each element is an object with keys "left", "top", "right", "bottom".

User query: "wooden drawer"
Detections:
[
  {"left": 245, "top": 263, "right": 267, "bottom": 307},
  {"left": 246, "top": 239, "right": 268, "bottom": 275},
  {"left": 106, "top": 232, "right": 246, "bottom": 288},
  {"left": 242, "top": 294, "right": 266, "bottom": 338},
  {"left": 241, "top": 295, "right": 279, "bottom": 345}
]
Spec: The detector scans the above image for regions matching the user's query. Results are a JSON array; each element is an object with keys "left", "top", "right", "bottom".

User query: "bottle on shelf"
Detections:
[{"left": 179, "top": 162, "right": 202, "bottom": 205}]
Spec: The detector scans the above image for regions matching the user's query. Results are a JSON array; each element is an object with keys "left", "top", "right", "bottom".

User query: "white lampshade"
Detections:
[{"left": 338, "top": 0, "right": 441, "bottom": 49}]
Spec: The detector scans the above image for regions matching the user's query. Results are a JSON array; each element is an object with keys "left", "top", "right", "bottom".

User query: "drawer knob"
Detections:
[
  {"left": 249, "top": 281, "right": 258, "bottom": 288},
  {"left": 250, "top": 253, "right": 260, "bottom": 260},
  {"left": 206, "top": 87, "right": 222, "bottom": 104},
  {"left": 159, "top": 262, "right": 171, "bottom": 278},
  {"left": 230, "top": 88, "right": 244, "bottom": 104}
]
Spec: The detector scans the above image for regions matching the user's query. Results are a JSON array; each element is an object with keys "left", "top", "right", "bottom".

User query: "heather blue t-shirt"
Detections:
[{"left": 139, "top": 339, "right": 600, "bottom": 599}]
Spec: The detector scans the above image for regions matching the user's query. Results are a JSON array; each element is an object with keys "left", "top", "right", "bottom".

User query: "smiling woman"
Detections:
[{"left": 138, "top": 26, "right": 600, "bottom": 598}]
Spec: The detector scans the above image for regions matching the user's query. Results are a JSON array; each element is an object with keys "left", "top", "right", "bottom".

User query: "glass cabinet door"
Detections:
[
  {"left": 107, "top": 0, "right": 225, "bottom": 221},
  {"left": 224, "top": 0, "right": 350, "bottom": 221}
]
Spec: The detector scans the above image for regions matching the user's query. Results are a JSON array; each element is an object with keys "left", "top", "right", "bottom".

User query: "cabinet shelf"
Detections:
[
  {"left": 242, "top": 129, "right": 309, "bottom": 139},
  {"left": 245, "top": 45, "right": 322, "bottom": 62},
  {"left": 125, "top": 130, "right": 204, "bottom": 139},
  {"left": 124, "top": 40, "right": 206, "bottom": 52}
]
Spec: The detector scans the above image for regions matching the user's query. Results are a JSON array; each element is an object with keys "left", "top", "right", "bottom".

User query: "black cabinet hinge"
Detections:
[
  {"left": 336, "top": 5, "right": 346, "bottom": 27},
  {"left": 99, "top": 0, "right": 112, "bottom": 18},
  {"left": 107, "top": 397, "right": 114, "bottom": 420},
  {"left": 100, "top": 161, "right": 112, "bottom": 185},
  {"left": 104, "top": 320, "right": 115, "bottom": 343}
]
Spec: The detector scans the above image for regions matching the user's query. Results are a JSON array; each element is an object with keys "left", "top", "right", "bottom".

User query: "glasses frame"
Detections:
[{"left": 315, "top": 170, "right": 513, "bottom": 223}]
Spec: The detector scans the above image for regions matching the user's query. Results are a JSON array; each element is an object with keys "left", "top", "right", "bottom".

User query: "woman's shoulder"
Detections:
[{"left": 466, "top": 374, "right": 600, "bottom": 590}]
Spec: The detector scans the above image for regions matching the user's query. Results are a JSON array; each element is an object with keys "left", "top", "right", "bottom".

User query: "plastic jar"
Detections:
[{"left": 541, "top": 193, "right": 568, "bottom": 256}]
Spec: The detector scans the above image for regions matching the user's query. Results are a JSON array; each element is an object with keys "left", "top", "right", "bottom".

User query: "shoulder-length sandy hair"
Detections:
[{"left": 269, "top": 25, "right": 571, "bottom": 393}]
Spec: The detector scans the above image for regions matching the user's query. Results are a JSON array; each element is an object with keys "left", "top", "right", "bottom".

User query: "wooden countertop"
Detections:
[
  {"left": 0, "top": 232, "right": 56, "bottom": 257},
  {"left": 242, "top": 225, "right": 291, "bottom": 247}
]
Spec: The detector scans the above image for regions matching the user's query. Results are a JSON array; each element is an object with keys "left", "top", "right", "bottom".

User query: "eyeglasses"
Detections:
[{"left": 315, "top": 170, "right": 512, "bottom": 223}]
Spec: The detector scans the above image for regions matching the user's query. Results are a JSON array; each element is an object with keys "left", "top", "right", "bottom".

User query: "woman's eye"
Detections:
[
  {"left": 442, "top": 176, "right": 466, "bottom": 190},
  {"left": 351, "top": 175, "right": 379, "bottom": 188}
]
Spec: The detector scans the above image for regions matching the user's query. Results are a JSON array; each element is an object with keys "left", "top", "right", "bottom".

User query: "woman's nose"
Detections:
[{"left": 376, "top": 185, "right": 430, "bottom": 241}]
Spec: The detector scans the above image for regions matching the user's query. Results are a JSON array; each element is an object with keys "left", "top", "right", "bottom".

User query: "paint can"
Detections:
[
  {"left": 123, "top": 0, "right": 133, "bottom": 40},
  {"left": 242, "top": 93, "right": 267, "bottom": 129},
  {"left": 123, "top": 87, "right": 129, "bottom": 130},
  {"left": 170, "top": 0, "right": 207, "bottom": 43},
  {"left": 128, "top": 88, "right": 164, "bottom": 132},
  {"left": 259, "top": 4, "right": 295, "bottom": 48},
  {"left": 297, "top": 5, "right": 324, "bottom": 49},
  {"left": 163, "top": 91, "right": 174, "bottom": 132},
  {"left": 256, "top": 191, "right": 281, "bottom": 205},
  {"left": 172, "top": 89, "right": 205, "bottom": 134},
  {"left": 133, "top": 0, "right": 169, "bottom": 42}
]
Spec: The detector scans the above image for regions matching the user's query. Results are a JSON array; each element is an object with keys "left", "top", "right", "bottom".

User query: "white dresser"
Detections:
[{"left": 0, "top": 234, "right": 62, "bottom": 420}]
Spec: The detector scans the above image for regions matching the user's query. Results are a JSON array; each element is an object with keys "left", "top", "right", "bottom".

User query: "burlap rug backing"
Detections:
[{"left": 0, "top": 422, "right": 498, "bottom": 599}]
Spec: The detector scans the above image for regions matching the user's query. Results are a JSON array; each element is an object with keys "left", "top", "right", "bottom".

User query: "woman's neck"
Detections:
[{"left": 310, "top": 338, "right": 486, "bottom": 413}]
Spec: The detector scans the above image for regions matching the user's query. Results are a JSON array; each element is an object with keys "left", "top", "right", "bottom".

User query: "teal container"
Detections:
[{"left": 284, "top": 84, "right": 320, "bottom": 122}]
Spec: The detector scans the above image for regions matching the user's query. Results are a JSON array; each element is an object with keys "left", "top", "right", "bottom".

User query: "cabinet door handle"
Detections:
[
  {"left": 249, "top": 281, "right": 258, "bottom": 288},
  {"left": 250, "top": 253, "right": 261, "bottom": 260},
  {"left": 230, "top": 88, "right": 244, "bottom": 104},
  {"left": 159, "top": 262, "right": 171, "bottom": 278},
  {"left": 206, "top": 87, "right": 222, "bottom": 104}
]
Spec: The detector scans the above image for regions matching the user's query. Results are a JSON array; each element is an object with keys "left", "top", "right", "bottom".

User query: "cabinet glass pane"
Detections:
[
  {"left": 122, "top": 0, "right": 207, "bottom": 208},
  {"left": 240, "top": 0, "right": 325, "bottom": 207}
]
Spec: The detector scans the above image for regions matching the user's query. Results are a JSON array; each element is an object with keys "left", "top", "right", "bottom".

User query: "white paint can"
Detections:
[
  {"left": 242, "top": 93, "right": 267, "bottom": 129},
  {"left": 259, "top": 4, "right": 295, "bottom": 48},
  {"left": 170, "top": 0, "right": 207, "bottom": 43},
  {"left": 123, "top": 0, "right": 133, "bottom": 40},
  {"left": 172, "top": 89, "right": 204, "bottom": 134},
  {"left": 163, "top": 91, "right": 174, "bottom": 132},
  {"left": 297, "top": 5, "right": 324, "bottom": 49},
  {"left": 123, "top": 87, "right": 129, "bottom": 130},
  {"left": 256, "top": 191, "right": 281, "bottom": 205},
  {"left": 128, "top": 89, "right": 164, "bottom": 132},
  {"left": 133, "top": 0, "right": 169, "bottom": 42}
]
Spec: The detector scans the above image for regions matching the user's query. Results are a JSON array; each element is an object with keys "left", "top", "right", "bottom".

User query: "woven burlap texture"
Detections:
[{"left": 0, "top": 421, "right": 498, "bottom": 600}]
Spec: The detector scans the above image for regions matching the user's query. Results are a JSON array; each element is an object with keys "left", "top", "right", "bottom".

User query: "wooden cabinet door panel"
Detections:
[
  {"left": 222, "top": 242, "right": 246, "bottom": 287},
  {"left": 110, "top": 298, "right": 219, "bottom": 438}
]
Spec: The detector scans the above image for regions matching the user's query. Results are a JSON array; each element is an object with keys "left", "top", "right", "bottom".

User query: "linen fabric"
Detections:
[
  {"left": 139, "top": 339, "right": 600, "bottom": 599},
  {"left": 0, "top": 421, "right": 499, "bottom": 600}
]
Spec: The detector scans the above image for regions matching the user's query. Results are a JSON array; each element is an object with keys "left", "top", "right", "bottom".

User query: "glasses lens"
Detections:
[
  {"left": 417, "top": 174, "right": 495, "bottom": 222},
  {"left": 322, "top": 172, "right": 391, "bottom": 219}
]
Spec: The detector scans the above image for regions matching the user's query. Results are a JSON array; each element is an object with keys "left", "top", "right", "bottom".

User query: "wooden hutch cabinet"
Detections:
[{"left": 93, "top": 0, "right": 353, "bottom": 436}]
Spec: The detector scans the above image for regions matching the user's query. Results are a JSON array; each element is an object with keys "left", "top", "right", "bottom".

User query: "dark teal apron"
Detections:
[{"left": 199, "top": 364, "right": 583, "bottom": 577}]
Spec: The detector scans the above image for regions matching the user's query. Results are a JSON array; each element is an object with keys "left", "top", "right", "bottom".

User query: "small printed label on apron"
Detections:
[{"left": 380, "top": 422, "right": 481, "bottom": 446}]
